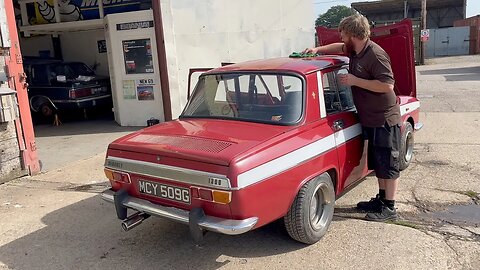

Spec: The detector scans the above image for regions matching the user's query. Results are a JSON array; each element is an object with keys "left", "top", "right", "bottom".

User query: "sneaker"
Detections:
[
  {"left": 356, "top": 195, "right": 383, "bottom": 212},
  {"left": 365, "top": 205, "right": 398, "bottom": 222}
]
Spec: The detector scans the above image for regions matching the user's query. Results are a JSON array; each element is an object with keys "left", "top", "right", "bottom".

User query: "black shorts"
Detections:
[{"left": 363, "top": 123, "right": 401, "bottom": 179}]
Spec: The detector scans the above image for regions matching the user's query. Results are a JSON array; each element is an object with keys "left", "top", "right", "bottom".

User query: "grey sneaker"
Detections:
[
  {"left": 365, "top": 205, "right": 398, "bottom": 222},
  {"left": 357, "top": 194, "right": 383, "bottom": 212}
]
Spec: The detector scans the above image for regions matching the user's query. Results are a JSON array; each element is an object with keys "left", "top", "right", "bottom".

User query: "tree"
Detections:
[{"left": 315, "top": 5, "right": 355, "bottom": 28}]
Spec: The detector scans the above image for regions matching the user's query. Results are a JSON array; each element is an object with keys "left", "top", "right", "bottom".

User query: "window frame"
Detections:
[
  {"left": 321, "top": 67, "right": 356, "bottom": 116},
  {"left": 180, "top": 71, "right": 306, "bottom": 126}
]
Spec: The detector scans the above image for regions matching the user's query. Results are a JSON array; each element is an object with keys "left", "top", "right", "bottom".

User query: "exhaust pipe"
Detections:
[{"left": 121, "top": 212, "right": 150, "bottom": 231}]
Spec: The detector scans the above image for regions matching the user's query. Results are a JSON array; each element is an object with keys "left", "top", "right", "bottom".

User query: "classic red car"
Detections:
[{"left": 101, "top": 19, "right": 421, "bottom": 244}]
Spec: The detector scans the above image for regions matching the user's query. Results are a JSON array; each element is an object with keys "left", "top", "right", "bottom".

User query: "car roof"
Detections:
[
  {"left": 208, "top": 55, "right": 349, "bottom": 75},
  {"left": 23, "top": 58, "right": 85, "bottom": 66}
]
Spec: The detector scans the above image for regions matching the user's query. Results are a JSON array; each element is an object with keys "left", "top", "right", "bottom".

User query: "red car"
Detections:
[{"left": 101, "top": 19, "right": 421, "bottom": 244}]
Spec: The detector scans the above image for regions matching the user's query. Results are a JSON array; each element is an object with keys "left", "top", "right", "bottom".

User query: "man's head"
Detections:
[{"left": 338, "top": 14, "right": 371, "bottom": 54}]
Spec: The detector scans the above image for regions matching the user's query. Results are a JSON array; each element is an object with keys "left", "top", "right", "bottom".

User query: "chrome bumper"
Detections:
[
  {"left": 101, "top": 189, "right": 258, "bottom": 235},
  {"left": 414, "top": 123, "right": 424, "bottom": 131}
]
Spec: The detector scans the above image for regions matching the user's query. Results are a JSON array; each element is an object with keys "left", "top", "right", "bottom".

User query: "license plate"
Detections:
[{"left": 138, "top": 180, "right": 190, "bottom": 204}]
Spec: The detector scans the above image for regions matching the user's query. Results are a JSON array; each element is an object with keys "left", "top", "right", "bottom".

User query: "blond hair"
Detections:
[{"left": 338, "top": 14, "right": 371, "bottom": 39}]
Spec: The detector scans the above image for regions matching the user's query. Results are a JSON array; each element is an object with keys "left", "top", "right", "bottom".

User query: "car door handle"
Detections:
[{"left": 332, "top": 119, "right": 344, "bottom": 131}]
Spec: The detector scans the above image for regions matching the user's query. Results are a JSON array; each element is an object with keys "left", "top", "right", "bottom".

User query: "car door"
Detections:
[{"left": 322, "top": 67, "right": 366, "bottom": 191}]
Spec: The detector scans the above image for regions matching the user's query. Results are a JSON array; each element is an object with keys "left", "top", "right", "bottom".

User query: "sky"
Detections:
[{"left": 314, "top": 0, "right": 480, "bottom": 18}]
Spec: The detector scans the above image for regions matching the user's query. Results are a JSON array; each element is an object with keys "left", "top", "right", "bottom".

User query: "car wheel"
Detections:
[
  {"left": 40, "top": 103, "right": 54, "bottom": 117},
  {"left": 399, "top": 122, "right": 414, "bottom": 171},
  {"left": 284, "top": 172, "right": 335, "bottom": 244}
]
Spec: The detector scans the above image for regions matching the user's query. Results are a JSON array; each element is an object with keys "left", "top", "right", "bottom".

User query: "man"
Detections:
[{"left": 304, "top": 14, "right": 401, "bottom": 222}]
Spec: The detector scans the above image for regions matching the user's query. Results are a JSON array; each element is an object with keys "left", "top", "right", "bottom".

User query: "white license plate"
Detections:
[{"left": 138, "top": 180, "right": 190, "bottom": 204}]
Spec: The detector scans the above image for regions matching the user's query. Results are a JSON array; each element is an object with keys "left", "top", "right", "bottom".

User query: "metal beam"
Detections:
[{"left": 421, "top": 0, "right": 426, "bottom": 64}]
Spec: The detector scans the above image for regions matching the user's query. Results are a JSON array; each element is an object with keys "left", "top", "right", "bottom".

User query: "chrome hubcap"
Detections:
[
  {"left": 405, "top": 131, "right": 414, "bottom": 162},
  {"left": 309, "top": 183, "right": 332, "bottom": 231}
]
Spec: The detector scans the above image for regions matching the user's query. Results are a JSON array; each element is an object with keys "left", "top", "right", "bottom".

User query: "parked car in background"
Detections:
[{"left": 23, "top": 58, "right": 112, "bottom": 117}]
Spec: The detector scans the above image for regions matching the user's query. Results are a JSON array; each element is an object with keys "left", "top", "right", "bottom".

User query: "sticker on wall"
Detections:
[
  {"left": 136, "top": 79, "right": 155, "bottom": 101},
  {"left": 122, "top": 80, "right": 136, "bottom": 100},
  {"left": 97, "top": 40, "right": 107, "bottom": 53}
]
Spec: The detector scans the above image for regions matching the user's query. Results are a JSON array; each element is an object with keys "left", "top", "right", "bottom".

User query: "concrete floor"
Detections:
[
  {"left": 34, "top": 118, "right": 140, "bottom": 172},
  {"left": 0, "top": 55, "right": 479, "bottom": 270}
]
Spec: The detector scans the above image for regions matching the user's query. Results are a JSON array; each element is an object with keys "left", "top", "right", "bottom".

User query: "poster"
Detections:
[
  {"left": 97, "top": 40, "right": 107, "bottom": 53},
  {"left": 122, "top": 80, "right": 136, "bottom": 99},
  {"left": 31, "top": 0, "right": 144, "bottom": 25},
  {"left": 123, "top": 39, "right": 154, "bottom": 74},
  {"left": 136, "top": 79, "right": 155, "bottom": 101}
]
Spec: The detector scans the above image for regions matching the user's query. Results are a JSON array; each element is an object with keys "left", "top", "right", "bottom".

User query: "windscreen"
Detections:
[{"left": 181, "top": 73, "right": 304, "bottom": 124}]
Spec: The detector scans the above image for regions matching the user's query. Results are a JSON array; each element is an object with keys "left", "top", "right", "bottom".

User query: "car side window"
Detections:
[
  {"left": 322, "top": 72, "right": 341, "bottom": 114},
  {"left": 335, "top": 69, "right": 355, "bottom": 111},
  {"left": 31, "top": 65, "right": 49, "bottom": 85},
  {"left": 322, "top": 68, "right": 355, "bottom": 115}
]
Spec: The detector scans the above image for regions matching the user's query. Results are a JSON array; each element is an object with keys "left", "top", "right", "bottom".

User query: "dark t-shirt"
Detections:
[{"left": 349, "top": 40, "right": 400, "bottom": 127}]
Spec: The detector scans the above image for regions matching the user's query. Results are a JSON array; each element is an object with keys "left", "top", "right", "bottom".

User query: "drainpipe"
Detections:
[
  {"left": 152, "top": 0, "right": 172, "bottom": 121},
  {"left": 4, "top": 0, "right": 40, "bottom": 174}
]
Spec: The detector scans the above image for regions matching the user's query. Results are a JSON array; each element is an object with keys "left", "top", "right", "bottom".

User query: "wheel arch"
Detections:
[
  {"left": 406, "top": 116, "right": 414, "bottom": 128},
  {"left": 287, "top": 166, "right": 338, "bottom": 210},
  {"left": 29, "top": 95, "right": 57, "bottom": 112}
]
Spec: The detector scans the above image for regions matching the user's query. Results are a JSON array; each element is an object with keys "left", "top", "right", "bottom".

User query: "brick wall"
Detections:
[
  {"left": 0, "top": 121, "right": 23, "bottom": 184},
  {"left": 454, "top": 16, "right": 480, "bottom": 54}
]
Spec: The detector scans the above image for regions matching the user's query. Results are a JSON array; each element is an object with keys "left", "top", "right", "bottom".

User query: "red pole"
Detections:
[{"left": 4, "top": 0, "right": 41, "bottom": 174}]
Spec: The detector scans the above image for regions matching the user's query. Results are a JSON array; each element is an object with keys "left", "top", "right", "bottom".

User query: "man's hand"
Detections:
[
  {"left": 302, "top": 47, "right": 318, "bottom": 54},
  {"left": 338, "top": 73, "right": 358, "bottom": 86}
]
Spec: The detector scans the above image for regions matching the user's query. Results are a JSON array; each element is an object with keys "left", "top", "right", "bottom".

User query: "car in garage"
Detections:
[
  {"left": 101, "top": 19, "right": 421, "bottom": 244},
  {"left": 23, "top": 58, "right": 112, "bottom": 117}
]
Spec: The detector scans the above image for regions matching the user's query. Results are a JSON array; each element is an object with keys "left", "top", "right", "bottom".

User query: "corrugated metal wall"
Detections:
[
  {"left": 454, "top": 16, "right": 480, "bottom": 54},
  {"left": 425, "top": 26, "right": 470, "bottom": 57}
]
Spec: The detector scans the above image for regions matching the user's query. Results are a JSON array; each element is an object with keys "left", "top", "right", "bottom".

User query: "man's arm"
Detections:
[
  {"left": 303, "top": 43, "right": 344, "bottom": 54},
  {"left": 353, "top": 77, "right": 394, "bottom": 93},
  {"left": 339, "top": 74, "right": 394, "bottom": 93}
]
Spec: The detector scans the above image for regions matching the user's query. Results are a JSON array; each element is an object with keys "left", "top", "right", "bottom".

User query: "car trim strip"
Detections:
[
  {"left": 104, "top": 156, "right": 232, "bottom": 189},
  {"left": 51, "top": 94, "right": 111, "bottom": 103},
  {"left": 400, "top": 101, "right": 420, "bottom": 116},
  {"left": 317, "top": 71, "right": 327, "bottom": 118},
  {"left": 236, "top": 123, "right": 362, "bottom": 189}
]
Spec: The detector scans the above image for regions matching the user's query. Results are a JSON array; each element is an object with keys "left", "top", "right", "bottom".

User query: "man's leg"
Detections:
[
  {"left": 365, "top": 124, "right": 400, "bottom": 221},
  {"left": 357, "top": 139, "right": 385, "bottom": 212},
  {"left": 378, "top": 178, "right": 386, "bottom": 200},
  {"left": 380, "top": 177, "right": 398, "bottom": 211},
  {"left": 384, "top": 178, "right": 398, "bottom": 201}
]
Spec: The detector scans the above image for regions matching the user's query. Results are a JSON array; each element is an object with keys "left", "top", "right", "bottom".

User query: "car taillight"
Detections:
[
  {"left": 104, "top": 168, "right": 131, "bottom": 184},
  {"left": 69, "top": 88, "right": 93, "bottom": 99},
  {"left": 190, "top": 187, "right": 231, "bottom": 204}
]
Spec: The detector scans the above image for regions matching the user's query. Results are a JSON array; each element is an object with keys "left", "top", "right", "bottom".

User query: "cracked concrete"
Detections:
[{"left": 0, "top": 55, "right": 479, "bottom": 269}]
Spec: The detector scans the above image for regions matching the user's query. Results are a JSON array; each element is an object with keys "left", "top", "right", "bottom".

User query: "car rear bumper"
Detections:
[
  {"left": 52, "top": 94, "right": 112, "bottom": 109},
  {"left": 414, "top": 123, "right": 424, "bottom": 131},
  {"left": 101, "top": 189, "right": 258, "bottom": 235}
]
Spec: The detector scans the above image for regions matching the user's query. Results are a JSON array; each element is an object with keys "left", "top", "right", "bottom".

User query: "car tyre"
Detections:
[
  {"left": 399, "top": 122, "right": 414, "bottom": 171},
  {"left": 40, "top": 103, "right": 54, "bottom": 117},
  {"left": 284, "top": 172, "right": 335, "bottom": 244}
]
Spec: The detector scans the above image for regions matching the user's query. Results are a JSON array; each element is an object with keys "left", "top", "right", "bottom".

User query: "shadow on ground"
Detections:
[{"left": 0, "top": 195, "right": 312, "bottom": 270}]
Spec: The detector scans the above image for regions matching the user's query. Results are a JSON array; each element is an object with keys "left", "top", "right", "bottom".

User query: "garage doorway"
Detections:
[{"left": 13, "top": 0, "right": 153, "bottom": 171}]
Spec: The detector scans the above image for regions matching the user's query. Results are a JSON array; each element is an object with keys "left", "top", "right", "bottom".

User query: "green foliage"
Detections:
[{"left": 315, "top": 5, "right": 355, "bottom": 28}]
